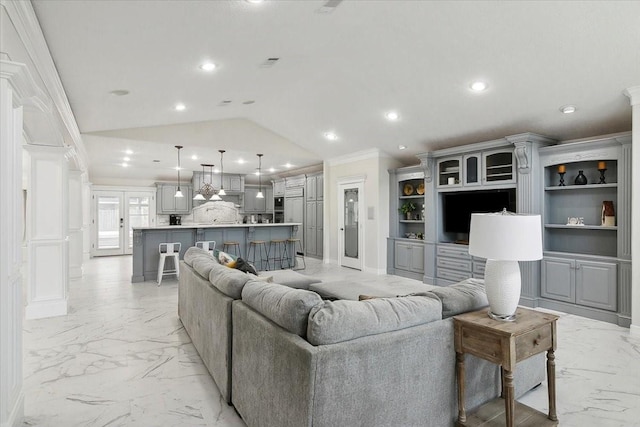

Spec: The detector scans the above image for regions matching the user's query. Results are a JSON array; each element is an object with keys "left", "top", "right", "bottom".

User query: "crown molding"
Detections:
[
  {"left": 1, "top": 0, "right": 88, "bottom": 171},
  {"left": 327, "top": 148, "right": 389, "bottom": 167}
]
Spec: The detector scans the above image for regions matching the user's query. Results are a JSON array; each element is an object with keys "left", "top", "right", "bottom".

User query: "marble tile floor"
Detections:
[{"left": 21, "top": 255, "right": 640, "bottom": 426}]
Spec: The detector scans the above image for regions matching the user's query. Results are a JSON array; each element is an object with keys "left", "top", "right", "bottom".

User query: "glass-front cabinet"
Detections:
[
  {"left": 483, "top": 149, "right": 515, "bottom": 184},
  {"left": 463, "top": 154, "right": 481, "bottom": 186},
  {"left": 437, "top": 157, "right": 461, "bottom": 188}
]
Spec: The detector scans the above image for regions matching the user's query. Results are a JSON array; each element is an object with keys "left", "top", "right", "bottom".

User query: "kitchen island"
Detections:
[{"left": 131, "top": 223, "right": 301, "bottom": 282}]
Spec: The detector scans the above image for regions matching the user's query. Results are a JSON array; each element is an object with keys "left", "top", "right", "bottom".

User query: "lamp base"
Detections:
[
  {"left": 487, "top": 310, "right": 516, "bottom": 322},
  {"left": 484, "top": 259, "right": 522, "bottom": 322}
]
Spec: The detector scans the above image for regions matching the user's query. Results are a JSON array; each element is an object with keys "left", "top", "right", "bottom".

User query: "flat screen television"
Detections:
[{"left": 443, "top": 189, "right": 516, "bottom": 234}]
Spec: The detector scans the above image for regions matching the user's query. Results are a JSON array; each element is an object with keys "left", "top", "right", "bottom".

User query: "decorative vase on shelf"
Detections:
[{"left": 574, "top": 170, "right": 587, "bottom": 185}]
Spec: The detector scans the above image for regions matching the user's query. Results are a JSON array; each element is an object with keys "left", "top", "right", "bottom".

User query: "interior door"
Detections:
[
  {"left": 94, "top": 190, "right": 154, "bottom": 256},
  {"left": 94, "top": 191, "right": 125, "bottom": 256},
  {"left": 338, "top": 181, "right": 363, "bottom": 270}
]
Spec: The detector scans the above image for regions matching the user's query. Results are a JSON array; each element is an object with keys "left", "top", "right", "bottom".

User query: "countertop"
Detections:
[{"left": 133, "top": 223, "right": 301, "bottom": 231}]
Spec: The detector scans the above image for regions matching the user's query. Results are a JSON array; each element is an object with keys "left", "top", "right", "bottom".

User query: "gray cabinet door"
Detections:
[
  {"left": 541, "top": 257, "right": 575, "bottom": 303},
  {"left": 316, "top": 175, "right": 324, "bottom": 200},
  {"left": 285, "top": 197, "right": 304, "bottom": 243},
  {"left": 306, "top": 176, "right": 316, "bottom": 201},
  {"left": 273, "top": 180, "right": 285, "bottom": 196},
  {"left": 243, "top": 188, "right": 257, "bottom": 212},
  {"left": 394, "top": 242, "right": 412, "bottom": 271},
  {"left": 266, "top": 187, "right": 274, "bottom": 212},
  {"left": 576, "top": 260, "right": 617, "bottom": 311},
  {"left": 305, "top": 201, "right": 316, "bottom": 256},
  {"left": 227, "top": 175, "right": 243, "bottom": 192},
  {"left": 174, "top": 186, "right": 191, "bottom": 213},
  {"left": 316, "top": 201, "right": 323, "bottom": 256},
  {"left": 410, "top": 243, "right": 425, "bottom": 273},
  {"left": 159, "top": 185, "right": 176, "bottom": 213}
]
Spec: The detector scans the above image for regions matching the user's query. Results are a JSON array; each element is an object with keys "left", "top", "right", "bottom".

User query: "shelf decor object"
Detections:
[
  {"left": 557, "top": 164, "right": 566, "bottom": 186},
  {"left": 469, "top": 210, "right": 543, "bottom": 321},
  {"left": 598, "top": 161, "right": 607, "bottom": 184},
  {"left": 174, "top": 145, "right": 184, "bottom": 198},
  {"left": 574, "top": 170, "right": 587, "bottom": 185},
  {"left": 602, "top": 201, "right": 615, "bottom": 226},
  {"left": 399, "top": 201, "right": 416, "bottom": 220},
  {"left": 403, "top": 183, "right": 414, "bottom": 195}
]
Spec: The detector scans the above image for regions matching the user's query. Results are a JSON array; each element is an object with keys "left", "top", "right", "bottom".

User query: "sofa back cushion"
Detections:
[
  {"left": 241, "top": 280, "right": 322, "bottom": 337},
  {"left": 307, "top": 295, "right": 443, "bottom": 345},
  {"left": 426, "top": 278, "right": 488, "bottom": 318},
  {"left": 208, "top": 263, "right": 253, "bottom": 300},
  {"left": 184, "top": 246, "right": 217, "bottom": 267}
]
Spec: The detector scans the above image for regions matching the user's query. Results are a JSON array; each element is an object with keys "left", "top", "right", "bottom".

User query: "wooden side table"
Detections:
[{"left": 454, "top": 307, "right": 559, "bottom": 427}]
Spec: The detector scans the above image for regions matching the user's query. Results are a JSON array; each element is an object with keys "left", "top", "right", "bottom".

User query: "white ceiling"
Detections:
[{"left": 30, "top": 0, "right": 640, "bottom": 183}]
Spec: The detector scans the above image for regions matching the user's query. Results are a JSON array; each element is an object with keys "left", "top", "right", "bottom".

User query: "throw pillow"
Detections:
[
  {"left": 216, "top": 250, "right": 237, "bottom": 267},
  {"left": 234, "top": 257, "right": 258, "bottom": 275}
]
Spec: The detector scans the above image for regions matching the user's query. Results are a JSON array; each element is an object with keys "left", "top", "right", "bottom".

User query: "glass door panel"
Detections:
[
  {"left": 339, "top": 181, "right": 363, "bottom": 270},
  {"left": 344, "top": 189, "right": 359, "bottom": 259},
  {"left": 126, "top": 195, "right": 150, "bottom": 253},
  {"left": 95, "top": 192, "right": 124, "bottom": 256}
]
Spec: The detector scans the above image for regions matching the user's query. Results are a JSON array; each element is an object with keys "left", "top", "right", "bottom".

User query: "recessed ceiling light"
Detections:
[
  {"left": 200, "top": 62, "right": 216, "bottom": 72},
  {"left": 175, "top": 103, "right": 186, "bottom": 111},
  {"left": 470, "top": 81, "right": 488, "bottom": 92},
  {"left": 121, "top": 163, "right": 128, "bottom": 167},
  {"left": 125, "top": 149, "right": 133, "bottom": 155},
  {"left": 269, "top": 167, "right": 275, "bottom": 173},
  {"left": 285, "top": 163, "right": 292, "bottom": 168},
  {"left": 246, "top": 0, "right": 264, "bottom": 4},
  {"left": 213, "top": 168, "right": 220, "bottom": 173},
  {"left": 191, "top": 155, "right": 198, "bottom": 160},
  {"left": 385, "top": 111, "right": 399, "bottom": 121},
  {"left": 398, "top": 145, "right": 407, "bottom": 150},
  {"left": 110, "top": 89, "right": 130, "bottom": 96},
  {"left": 174, "top": 166, "right": 182, "bottom": 171},
  {"left": 560, "top": 105, "right": 577, "bottom": 114},
  {"left": 324, "top": 132, "right": 338, "bottom": 141},
  {"left": 238, "top": 158, "right": 245, "bottom": 164},
  {"left": 123, "top": 157, "right": 130, "bottom": 161}
]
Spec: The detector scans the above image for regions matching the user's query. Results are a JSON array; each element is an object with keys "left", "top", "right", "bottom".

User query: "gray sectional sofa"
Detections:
[{"left": 178, "top": 247, "right": 545, "bottom": 427}]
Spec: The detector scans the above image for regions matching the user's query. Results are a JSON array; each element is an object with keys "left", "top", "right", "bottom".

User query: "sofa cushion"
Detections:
[
  {"left": 241, "top": 280, "right": 322, "bottom": 337},
  {"left": 192, "top": 256, "right": 220, "bottom": 279},
  {"left": 184, "top": 246, "right": 216, "bottom": 267},
  {"left": 307, "top": 295, "right": 443, "bottom": 345},
  {"left": 426, "top": 278, "right": 488, "bottom": 318},
  {"left": 208, "top": 263, "right": 253, "bottom": 299},
  {"left": 263, "top": 269, "right": 322, "bottom": 290}
]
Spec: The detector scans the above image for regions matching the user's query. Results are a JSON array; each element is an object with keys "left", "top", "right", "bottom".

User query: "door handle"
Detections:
[
  {"left": 120, "top": 218, "right": 124, "bottom": 228},
  {"left": 340, "top": 228, "right": 344, "bottom": 231}
]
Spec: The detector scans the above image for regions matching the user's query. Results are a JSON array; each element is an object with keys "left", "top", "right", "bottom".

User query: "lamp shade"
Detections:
[{"left": 468, "top": 212, "right": 542, "bottom": 261}]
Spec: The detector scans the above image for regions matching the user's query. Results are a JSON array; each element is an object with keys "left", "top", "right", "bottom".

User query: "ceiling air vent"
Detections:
[
  {"left": 218, "top": 100, "right": 232, "bottom": 106},
  {"left": 260, "top": 57, "right": 280, "bottom": 68},
  {"left": 317, "top": 0, "right": 343, "bottom": 13}
]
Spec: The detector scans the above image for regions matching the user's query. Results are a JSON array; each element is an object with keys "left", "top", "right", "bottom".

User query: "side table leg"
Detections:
[
  {"left": 547, "top": 349, "right": 558, "bottom": 421},
  {"left": 456, "top": 351, "right": 466, "bottom": 424},
  {"left": 504, "top": 369, "right": 515, "bottom": 427}
]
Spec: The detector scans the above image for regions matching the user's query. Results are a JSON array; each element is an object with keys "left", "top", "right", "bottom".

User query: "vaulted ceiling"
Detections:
[{"left": 30, "top": 0, "right": 640, "bottom": 183}]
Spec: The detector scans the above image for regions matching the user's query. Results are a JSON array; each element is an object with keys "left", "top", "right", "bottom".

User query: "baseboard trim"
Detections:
[
  {"left": 629, "top": 324, "right": 639, "bottom": 336},
  {"left": 69, "top": 266, "right": 83, "bottom": 279},
  {"left": 25, "top": 298, "right": 68, "bottom": 319},
  {"left": 1, "top": 389, "right": 23, "bottom": 427}
]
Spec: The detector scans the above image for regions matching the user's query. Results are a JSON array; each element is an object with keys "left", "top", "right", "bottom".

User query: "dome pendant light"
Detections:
[
  {"left": 256, "top": 154, "right": 264, "bottom": 199},
  {"left": 218, "top": 150, "right": 226, "bottom": 196},
  {"left": 174, "top": 145, "right": 184, "bottom": 198},
  {"left": 210, "top": 164, "right": 222, "bottom": 201}
]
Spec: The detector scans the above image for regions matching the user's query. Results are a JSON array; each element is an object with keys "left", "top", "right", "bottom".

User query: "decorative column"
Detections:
[
  {"left": 82, "top": 173, "right": 92, "bottom": 261},
  {"left": 68, "top": 170, "right": 83, "bottom": 278},
  {"left": 623, "top": 86, "right": 640, "bottom": 335},
  {"left": 506, "top": 133, "right": 556, "bottom": 307},
  {"left": 24, "top": 145, "right": 71, "bottom": 319}
]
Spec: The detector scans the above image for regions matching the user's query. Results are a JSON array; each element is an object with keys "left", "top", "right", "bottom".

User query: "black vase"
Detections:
[{"left": 574, "top": 170, "right": 587, "bottom": 185}]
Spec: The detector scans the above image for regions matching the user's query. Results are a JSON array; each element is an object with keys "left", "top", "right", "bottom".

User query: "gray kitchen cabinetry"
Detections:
[
  {"left": 285, "top": 194, "right": 304, "bottom": 243},
  {"left": 273, "top": 179, "right": 285, "bottom": 197},
  {"left": 243, "top": 186, "right": 273, "bottom": 213},
  {"left": 305, "top": 173, "right": 324, "bottom": 258},
  {"left": 542, "top": 256, "right": 617, "bottom": 312},
  {"left": 394, "top": 240, "right": 425, "bottom": 275},
  {"left": 156, "top": 183, "right": 192, "bottom": 214}
]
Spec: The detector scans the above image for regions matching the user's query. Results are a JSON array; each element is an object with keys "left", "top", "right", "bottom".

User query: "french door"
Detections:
[
  {"left": 338, "top": 178, "right": 364, "bottom": 270},
  {"left": 93, "top": 190, "right": 155, "bottom": 256}
]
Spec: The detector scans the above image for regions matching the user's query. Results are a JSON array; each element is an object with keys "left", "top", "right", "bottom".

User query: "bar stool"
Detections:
[
  {"left": 222, "top": 241, "right": 241, "bottom": 258},
  {"left": 195, "top": 240, "right": 216, "bottom": 256},
  {"left": 248, "top": 240, "right": 269, "bottom": 271},
  {"left": 268, "top": 239, "right": 287, "bottom": 270},
  {"left": 157, "top": 242, "right": 181, "bottom": 286},
  {"left": 286, "top": 238, "right": 305, "bottom": 270}
]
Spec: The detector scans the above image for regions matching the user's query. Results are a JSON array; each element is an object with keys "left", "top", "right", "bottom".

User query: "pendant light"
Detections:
[
  {"left": 218, "top": 150, "right": 226, "bottom": 196},
  {"left": 256, "top": 154, "right": 264, "bottom": 199},
  {"left": 174, "top": 145, "right": 184, "bottom": 198},
  {"left": 193, "top": 164, "right": 211, "bottom": 200},
  {"left": 209, "top": 161, "right": 222, "bottom": 201}
]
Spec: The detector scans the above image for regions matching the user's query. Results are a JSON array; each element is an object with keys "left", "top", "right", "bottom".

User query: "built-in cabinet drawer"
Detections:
[
  {"left": 437, "top": 245, "right": 470, "bottom": 260},
  {"left": 436, "top": 243, "right": 473, "bottom": 284},
  {"left": 437, "top": 257, "right": 472, "bottom": 272},
  {"left": 437, "top": 268, "right": 470, "bottom": 283}
]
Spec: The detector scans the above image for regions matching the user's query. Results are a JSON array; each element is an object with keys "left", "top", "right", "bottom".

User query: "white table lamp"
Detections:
[{"left": 469, "top": 210, "right": 542, "bottom": 321}]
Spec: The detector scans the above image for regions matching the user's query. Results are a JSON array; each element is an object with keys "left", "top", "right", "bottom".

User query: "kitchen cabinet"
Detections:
[
  {"left": 156, "top": 183, "right": 192, "bottom": 214},
  {"left": 243, "top": 186, "right": 273, "bottom": 213},
  {"left": 285, "top": 195, "right": 304, "bottom": 242},
  {"left": 273, "top": 179, "right": 285, "bottom": 197}
]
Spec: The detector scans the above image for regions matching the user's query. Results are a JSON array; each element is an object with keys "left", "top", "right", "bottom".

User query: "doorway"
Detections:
[
  {"left": 338, "top": 177, "right": 365, "bottom": 270},
  {"left": 93, "top": 190, "right": 155, "bottom": 256}
]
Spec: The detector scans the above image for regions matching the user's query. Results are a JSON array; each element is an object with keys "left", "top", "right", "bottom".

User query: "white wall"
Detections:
[{"left": 325, "top": 150, "right": 402, "bottom": 273}]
